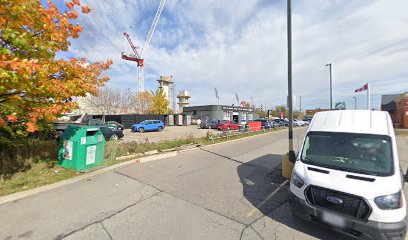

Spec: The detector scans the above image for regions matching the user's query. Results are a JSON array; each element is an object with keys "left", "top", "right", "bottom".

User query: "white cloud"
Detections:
[{"left": 68, "top": 0, "right": 408, "bottom": 110}]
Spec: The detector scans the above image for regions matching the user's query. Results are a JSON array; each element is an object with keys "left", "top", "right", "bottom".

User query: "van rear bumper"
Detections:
[{"left": 289, "top": 191, "right": 407, "bottom": 240}]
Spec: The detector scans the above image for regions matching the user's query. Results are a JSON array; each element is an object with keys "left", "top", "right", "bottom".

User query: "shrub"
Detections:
[{"left": 0, "top": 138, "right": 58, "bottom": 180}]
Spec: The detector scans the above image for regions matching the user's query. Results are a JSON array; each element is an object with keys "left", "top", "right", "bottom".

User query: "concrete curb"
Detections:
[
  {"left": 116, "top": 153, "right": 143, "bottom": 161},
  {"left": 0, "top": 152, "right": 178, "bottom": 205}
]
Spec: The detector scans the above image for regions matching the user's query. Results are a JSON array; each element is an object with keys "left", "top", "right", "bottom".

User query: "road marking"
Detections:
[{"left": 246, "top": 179, "right": 289, "bottom": 218}]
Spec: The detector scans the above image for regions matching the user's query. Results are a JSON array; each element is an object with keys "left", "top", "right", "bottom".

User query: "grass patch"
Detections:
[
  {"left": 0, "top": 128, "right": 283, "bottom": 197},
  {"left": 0, "top": 161, "right": 78, "bottom": 196}
]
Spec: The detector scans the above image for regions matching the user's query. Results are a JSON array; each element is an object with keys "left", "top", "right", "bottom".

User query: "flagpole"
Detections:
[{"left": 367, "top": 83, "right": 370, "bottom": 110}]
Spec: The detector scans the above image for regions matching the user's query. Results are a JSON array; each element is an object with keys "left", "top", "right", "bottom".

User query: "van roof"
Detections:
[{"left": 309, "top": 110, "right": 393, "bottom": 136}]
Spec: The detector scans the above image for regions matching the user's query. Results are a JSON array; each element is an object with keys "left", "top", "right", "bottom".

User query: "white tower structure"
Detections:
[
  {"left": 157, "top": 76, "right": 174, "bottom": 101},
  {"left": 177, "top": 90, "right": 191, "bottom": 113}
]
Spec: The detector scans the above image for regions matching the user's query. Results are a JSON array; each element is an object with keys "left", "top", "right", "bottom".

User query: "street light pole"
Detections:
[
  {"left": 299, "top": 96, "right": 302, "bottom": 112},
  {"left": 325, "top": 63, "right": 333, "bottom": 110},
  {"left": 265, "top": 100, "right": 267, "bottom": 118},
  {"left": 353, "top": 96, "right": 357, "bottom": 109},
  {"left": 287, "top": 0, "right": 295, "bottom": 162}
]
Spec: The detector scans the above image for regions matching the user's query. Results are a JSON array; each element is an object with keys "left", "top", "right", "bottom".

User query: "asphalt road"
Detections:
[{"left": 1, "top": 127, "right": 408, "bottom": 240}]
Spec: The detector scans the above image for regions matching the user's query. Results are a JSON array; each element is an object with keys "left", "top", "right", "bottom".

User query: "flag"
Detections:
[
  {"left": 355, "top": 84, "right": 368, "bottom": 93},
  {"left": 235, "top": 93, "right": 239, "bottom": 103},
  {"left": 214, "top": 88, "right": 219, "bottom": 100}
]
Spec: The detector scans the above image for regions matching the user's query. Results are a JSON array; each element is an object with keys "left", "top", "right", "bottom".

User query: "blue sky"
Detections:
[{"left": 61, "top": 0, "right": 408, "bottom": 111}]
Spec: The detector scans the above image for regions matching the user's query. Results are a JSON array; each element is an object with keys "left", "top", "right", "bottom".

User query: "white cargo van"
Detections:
[{"left": 289, "top": 110, "right": 407, "bottom": 240}]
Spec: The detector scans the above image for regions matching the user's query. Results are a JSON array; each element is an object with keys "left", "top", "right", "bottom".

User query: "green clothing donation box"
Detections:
[{"left": 58, "top": 126, "right": 105, "bottom": 171}]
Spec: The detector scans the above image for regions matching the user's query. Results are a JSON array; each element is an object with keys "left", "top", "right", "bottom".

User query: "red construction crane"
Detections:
[
  {"left": 122, "top": 32, "right": 144, "bottom": 67},
  {"left": 122, "top": 0, "right": 166, "bottom": 93}
]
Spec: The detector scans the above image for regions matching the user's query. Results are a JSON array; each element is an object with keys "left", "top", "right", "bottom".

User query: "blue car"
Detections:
[{"left": 131, "top": 120, "right": 165, "bottom": 133}]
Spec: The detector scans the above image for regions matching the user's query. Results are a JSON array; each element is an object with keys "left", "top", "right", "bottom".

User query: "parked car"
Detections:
[
  {"left": 105, "top": 121, "right": 125, "bottom": 130},
  {"left": 293, "top": 119, "right": 303, "bottom": 126},
  {"left": 273, "top": 119, "right": 288, "bottom": 127},
  {"left": 131, "top": 120, "right": 165, "bottom": 133},
  {"left": 208, "top": 120, "right": 221, "bottom": 129},
  {"left": 270, "top": 121, "right": 280, "bottom": 128},
  {"left": 295, "top": 119, "right": 308, "bottom": 126},
  {"left": 216, "top": 120, "right": 240, "bottom": 131},
  {"left": 254, "top": 119, "right": 272, "bottom": 129},
  {"left": 54, "top": 119, "right": 104, "bottom": 134},
  {"left": 303, "top": 117, "right": 312, "bottom": 123},
  {"left": 99, "top": 125, "right": 124, "bottom": 141},
  {"left": 200, "top": 120, "right": 221, "bottom": 129},
  {"left": 289, "top": 110, "right": 407, "bottom": 239}
]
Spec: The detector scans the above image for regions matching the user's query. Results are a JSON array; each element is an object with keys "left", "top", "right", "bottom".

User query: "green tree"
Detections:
[
  {"left": 0, "top": 0, "right": 112, "bottom": 138},
  {"left": 271, "top": 105, "right": 288, "bottom": 118},
  {"left": 254, "top": 108, "right": 264, "bottom": 118},
  {"left": 293, "top": 111, "right": 305, "bottom": 119},
  {"left": 135, "top": 91, "right": 153, "bottom": 114},
  {"left": 149, "top": 88, "right": 170, "bottom": 114}
]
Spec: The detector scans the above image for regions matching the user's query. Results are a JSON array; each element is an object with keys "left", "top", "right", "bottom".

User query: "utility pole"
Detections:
[
  {"left": 353, "top": 96, "right": 357, "bottom": 109},
  {"left": 367, "top": 84, "right": 371, "bottom": 110},
  {"left": 265, "top": 100, "right": 267, "bottom": 118},
  {"left": 299, "top": 96, "right": 302, "bottom": 112},
  {"left": 171, "top": 83, "right": 176, "bottom": 113},
  {"left": 325, "top": 63, "right": 333, "bottom": 110},
  {"left": 287, "top": 0, "right": 295, "bottom": 162}
]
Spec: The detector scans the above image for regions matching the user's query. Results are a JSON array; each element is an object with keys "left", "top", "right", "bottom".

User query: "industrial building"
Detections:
[
  {"left": 305, "top": 108, "right": 330, "bottom": 117},
  {"left": 182, "top": 105, "right": 258, "bottom": 124},
  {"left": 381, "top": 92, "right": 408, "bottom": 128}
]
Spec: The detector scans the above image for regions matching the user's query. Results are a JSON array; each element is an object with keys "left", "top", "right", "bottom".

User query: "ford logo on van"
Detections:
[{"left": 326, "top": 196, "right": 343, "bottom": 205}]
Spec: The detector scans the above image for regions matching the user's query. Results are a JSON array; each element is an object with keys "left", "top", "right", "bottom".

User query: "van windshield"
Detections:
[{"left": 300, "top": 131, "right": 394, "bottom": 176}]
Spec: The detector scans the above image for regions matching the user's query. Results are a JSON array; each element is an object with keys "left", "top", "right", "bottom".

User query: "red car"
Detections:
[{"left": 216, "top": 120, "right": 240, "bottom": 131}]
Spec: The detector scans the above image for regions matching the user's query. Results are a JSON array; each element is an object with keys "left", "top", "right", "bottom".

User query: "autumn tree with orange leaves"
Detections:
[{"left": 0, "top": 0, "right": 112, "bottom": 138}]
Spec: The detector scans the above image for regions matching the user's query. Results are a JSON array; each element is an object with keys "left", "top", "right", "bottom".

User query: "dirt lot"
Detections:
[{"left": 121, "top": 125, "right": 217, "bottom": 143}]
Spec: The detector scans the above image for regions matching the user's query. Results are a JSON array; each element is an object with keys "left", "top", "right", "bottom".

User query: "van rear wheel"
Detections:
[{"left": 158, "top": 126, "right": 163, "bottom": 132}]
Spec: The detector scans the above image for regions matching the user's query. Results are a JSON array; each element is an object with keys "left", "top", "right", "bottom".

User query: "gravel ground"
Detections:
[{"left": 121, "top": 125, "right": 218, "bottom": 143}]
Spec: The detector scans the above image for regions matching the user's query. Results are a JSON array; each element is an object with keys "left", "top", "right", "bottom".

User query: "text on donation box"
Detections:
[{"left": 86, "top": 145, "right": 96, "bottom": 165}]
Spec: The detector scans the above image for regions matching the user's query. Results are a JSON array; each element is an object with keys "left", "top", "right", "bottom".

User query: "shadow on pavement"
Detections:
[{"left": 237, "top": 154, "right": 350, "bottom": 240}]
